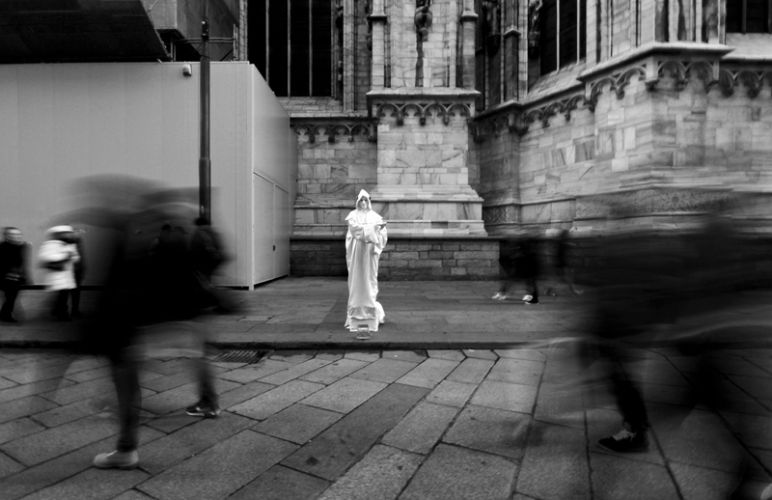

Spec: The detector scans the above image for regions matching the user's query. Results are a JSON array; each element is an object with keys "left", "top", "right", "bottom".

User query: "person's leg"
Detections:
[
  {"left": 598, "top": 344, "right": 649, "bottom": 452},
  {"left": 524, "top": 277, "right": 539, "bottom": 304},
  {"left": 94, "top": 348, "right": 140, "bottom": 469},
  {"left": 53, "top": 290, "right": 70, "bottom": 319},
  {"left": 71, "top": 278, "right": 82, "bottom": 318},
  {"left": 186, "top": 323, "right": 220, "bottom": 417},
  {"left": 493, "top": 265, "right": 513, "bottom": 299},
  {"left": 1, "top": 282, "right": 20, "bottom": 320}
]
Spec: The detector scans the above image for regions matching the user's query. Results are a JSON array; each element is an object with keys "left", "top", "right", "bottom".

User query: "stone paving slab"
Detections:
[
  {"left": 399, "top": 443, "right": 518, "bottom": 500},
  {"left": 230, "top": 380, "right": 325, "bottom": 421},
  {"left": 254, "top": 404, "right": 343, "bottom": 445},
  {"left": 228, "top": 465, "right": 330, "bottom": 500},
  {"left": 280, "top": 383, "right": 428, "bottom": 480},
  {"left": 138, "top": 430, "right": 297, "bottom": 500},
  {"left": 516, "top": 421, "right": 590, "bottom": 499},
  {"left": 317, "top": 444, "right": 423, "bottom": 500},
  {"left": 300, "top": 377, "right": 388, "bottom": 414},
  {"left": 381, "top": 401, "right": 459, "bottom": 454}
]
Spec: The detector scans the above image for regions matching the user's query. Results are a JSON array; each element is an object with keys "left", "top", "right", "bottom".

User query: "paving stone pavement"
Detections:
[
  {"left": 1, "top": 278, "right": 772, "bottom": 498},
  {"left": 0, "top": 345, "right": 770, "bottom": 500}
]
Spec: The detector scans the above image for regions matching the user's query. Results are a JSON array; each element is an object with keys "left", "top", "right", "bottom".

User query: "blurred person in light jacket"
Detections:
[{"left": 38, "top": 225, "right": 80, "bottom": 321}]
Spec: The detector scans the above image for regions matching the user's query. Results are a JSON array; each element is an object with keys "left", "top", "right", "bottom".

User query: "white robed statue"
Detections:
[{"left": 345, "top": 189, "right": 387, "bottom": 332}]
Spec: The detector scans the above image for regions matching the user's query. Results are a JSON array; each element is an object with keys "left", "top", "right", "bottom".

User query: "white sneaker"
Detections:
[
  {"left": 491, "top": 292, "right": 507, "bottom": 301},
  {"left": 761, "top": 483, "right": 772, "bottom": 500},
  {"left": 522, "top": 294, "right": 533, "bottom": 302},
  {"left": 93, "top": 450, "right": 139, "bottom": 470}
]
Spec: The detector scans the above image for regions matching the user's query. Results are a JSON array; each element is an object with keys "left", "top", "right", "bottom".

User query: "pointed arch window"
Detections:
[
  {"left": 538, "top": 0, "right": 586, "bottom": 75},
  {"left": 727, "top": 0, "right": 772, "bottom": 33},
  {"left": 249, "top": 0, "right": 334, "bottom": 97}
]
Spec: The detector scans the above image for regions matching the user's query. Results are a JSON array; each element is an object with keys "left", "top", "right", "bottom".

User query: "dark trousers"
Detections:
[
  {"left": 1, "top": 281, "right": 20, "bottom": 319},
  {"left": 110, "top": 350, "right": 141, "bottom": 452},
  {"left": 109, "top": 329, "right": 218, "bottom": 452},
  {"left": 52, "top": 290, "right": 72, "bottom": 319}
]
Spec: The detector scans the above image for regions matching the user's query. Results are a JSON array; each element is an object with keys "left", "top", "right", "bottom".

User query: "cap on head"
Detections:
[{"left": 48, "top": 225, "right": 74, "bottom": 235}]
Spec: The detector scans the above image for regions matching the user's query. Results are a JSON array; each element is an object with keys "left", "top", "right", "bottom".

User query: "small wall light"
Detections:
[{"left": 182, "top": 64, "right": 193, "bottom": 77}]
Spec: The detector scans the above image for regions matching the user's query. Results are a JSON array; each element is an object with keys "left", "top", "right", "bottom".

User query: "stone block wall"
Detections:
[
  {"left": 291, "top": 237, "right": 500, "bottom": 280},
  {"left": 295, "top": 134, "right": 377, "bottom": 199},
  {"left": 376, "top": 114, "right": 470, "bottom": 187},
  {"left": 474, "top": 56, "right": 772, "bottom": 235}
]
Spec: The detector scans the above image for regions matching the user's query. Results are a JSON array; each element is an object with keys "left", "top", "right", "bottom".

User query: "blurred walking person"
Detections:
[
  {"left": 38, "top": 225, "right": 80, "bottom": 321},
  {"left": 87, "top": 190, "right": 221, "bottom": 470},
  {"left": 0, "top": 227, "right": 30, "bottom": 323},
  {"left": 492, "top": 237, "right": 540, "bottom": 304},
  {"left": 71, "top": 228, "right": 86, "bottom": 318},
  {"left": 190, "top": 216, "right": 228, "bottom": 312}
]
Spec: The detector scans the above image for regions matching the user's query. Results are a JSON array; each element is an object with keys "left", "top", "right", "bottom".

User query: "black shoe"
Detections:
[
  {"left": 185, "top": 402, "right": 221, "bottom": 418},
  {"left": 598, "top": 427, "right": 648, "bottom": 452},
  {"left": 0, "top": 315, "right": 17, "bottom": 323}
]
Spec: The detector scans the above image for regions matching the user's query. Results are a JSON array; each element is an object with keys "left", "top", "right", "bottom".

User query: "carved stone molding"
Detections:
[
  {"left": 291, "top": 117, "right": 377, "bottom": 143},
  {"left": 374, "top": 100, "right": 473, "bottom": 126},
  {"left": 656, "top": 60, "right": 772, "bottom": 98},
  {"left": 368, "top": 90, "right": 478, "bottom": 127},
  {"left": 584, "top": 65, "right": 648, "bottom": 111},
  {"left": 473, "top": 91, "right": 586, "bottom": 140}
]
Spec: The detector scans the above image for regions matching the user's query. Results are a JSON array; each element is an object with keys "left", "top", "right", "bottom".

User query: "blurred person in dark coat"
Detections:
[
  {"left": 0, "top": 227, "right": 30, "bottom": 323},
  {"left": 87, "top": 194, "right": 220, "bottom": 470},
  {"left": 189, "top": 216, "right": 228, "bottom": 312},
  {"left": 492, "top": 236, "right": 540, "bottom": 304},
  {"left": 70, "top": 228, "right": 86, "bottom": 318}
]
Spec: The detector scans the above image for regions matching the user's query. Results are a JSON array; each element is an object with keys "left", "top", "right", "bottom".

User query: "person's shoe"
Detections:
[
  {"left": 598, "top": 427, "right": 648, "bottom": 452},
  {"left": 0, "top": 315, "right": 17, "bottom": 323},
  {"left": 491, "top": 292, "right": 507, "bottom": 301},
  {"left": 186, "top": 402, "right": 221, "bottom": 418},
  {"left": 761, "top": 483, "right": 772, "bottom": 500},
  {"left": 521, "top": 294, "right": 533, "bottom": 302},
  {"left": 93, "top": 450, "right": 139, "bottom": 469}
]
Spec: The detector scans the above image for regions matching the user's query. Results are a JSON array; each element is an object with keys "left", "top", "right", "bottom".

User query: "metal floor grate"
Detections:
[{"left": 213, "top": 350, "right": 268, "bottom": 364}]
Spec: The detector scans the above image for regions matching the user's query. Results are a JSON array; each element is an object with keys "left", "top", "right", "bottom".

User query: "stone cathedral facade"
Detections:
[{"left": 248, "top": 0, "right": 772, "bottom": 279}]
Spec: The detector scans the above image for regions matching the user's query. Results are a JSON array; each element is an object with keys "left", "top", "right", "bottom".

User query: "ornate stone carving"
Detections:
[
  {"left": 472, "top": 91, "right": 586, "bottom": 140},
  {"left": 414, "top": 0, "right": 433, "bottom": 41},
  {"left": 374, "top": 100, "right": 473, "bottom": 126},
  {"left": 291, "top": 118, "right": 377, "bottom": 143},
  {"left": 653, "top": 59, "right": 772, "bottom": 98},
  {"left": 585, "top": 65, "right": 647, "bottom": 111}
]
